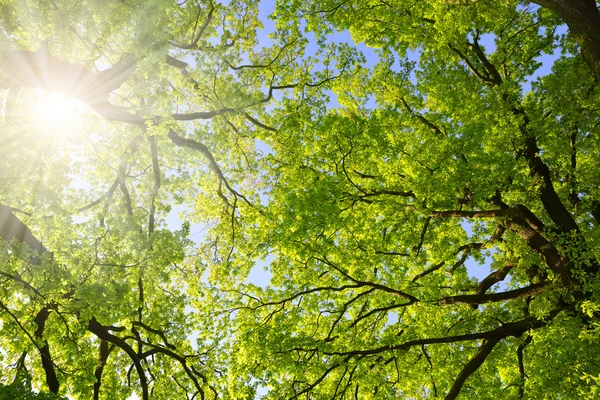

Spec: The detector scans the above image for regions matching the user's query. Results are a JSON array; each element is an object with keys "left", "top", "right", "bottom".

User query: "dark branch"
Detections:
[
  {"left": 167, "top": 129, "right": 253, "bottom": 207},
  {"left": 0, "top": 204, "right": 49, "bottom": 259},
  {"left": 34, "top": 306, "right": 59, "bottom": 393},
  {"left": 88, "top": 318, "right": 149, "bottom": 400},
  {"left": 431, "top": 209, "right": 517, "bottom": 219},
  {"left": 93, "top": 340, "right": 114, "bottom": 400},
  {"left": 476, "top": 264, "right": 513, "bottom": 294},
  {"left": 444, "top": 338, "right": 500, "bottom": 400},
  {"left": 325, "top": 309, "right": 563, "bottom": 358},
  {"left": 517, "top": 335, "right": 533, "bottom": 399},
  {"left": 436, "top": 283, "right": 549, "bottom": 306},
  {"left": 414, "top": 217, "right": 431, "bottom": 256}
]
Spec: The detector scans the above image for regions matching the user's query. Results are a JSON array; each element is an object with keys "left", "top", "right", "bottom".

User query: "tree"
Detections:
[
  {"left": 205, "top": 1, "right": 600, "bottom": 399},
  {"left": 0, "top": 0, "right": 303, "bottom": 398},
  {"left": 0, "top": 1, "right": 599, "bottom": 400}
]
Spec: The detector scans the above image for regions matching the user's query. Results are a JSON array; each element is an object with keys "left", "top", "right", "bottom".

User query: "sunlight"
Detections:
[
  {"left": 29, "top": 89, "right": 87, "bottom": 133},
  {"left": 0, "top": 88, "right": 93, "bottom": 182}
]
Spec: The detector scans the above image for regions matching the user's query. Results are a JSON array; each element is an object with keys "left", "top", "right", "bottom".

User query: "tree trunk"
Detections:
[{"left": 534, "top": 0, "right": 600, "bottom": 80}]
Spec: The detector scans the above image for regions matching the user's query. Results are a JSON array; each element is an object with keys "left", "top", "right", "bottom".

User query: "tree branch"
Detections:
[
  {"left": 34, "top": 306, "right": 60, "bottom": 394},
  {"left": 476, "top": 264, "right": 513, "bottom": 294},
  {"left": 436, "top": 283, "right": 549, "bottom": 306},
  {"left": 413, "top": 217, "right": 431, "bottom": 256},
  {"left": 521, "top": 136, "right": 579, "bottom": 233},
  {"left": 533, "top": 0, "right": 600, "bottom": 80},
  {"left": 444, "top": 338, "right": 500, "bottom": 400},
  {"left": 167, "top": 129, "right": 253, "bottom": 207},
  {"left": 93, "top": 340, "right": 114, "bottom": 400},
  {"left": 88, "top": 318, "right": 149, "bottom": 400},
  {"left": 0, "top": 204, "right": 49, "bottom": 257},
  {"left": 148, "top": 135, "right": 161, "bottom": 236},
  {"left": 325, "top": 309, "right": 563, "bottom": 358},
  {"left": 319, "top": 256, "right": 418, "bottom": 303},
  {"left": 431, "top": 209, "right": 517, "bottom": 219},
  {"left": 467, "top": 36, "right": 503, "bottom": 86}
]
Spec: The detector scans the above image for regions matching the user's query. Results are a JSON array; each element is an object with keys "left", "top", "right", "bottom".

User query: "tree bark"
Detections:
[
  {"left": 0, "top": 204, "right": 49, "bottom": 258},
  {"left": 34, "top": 307, "right": 60, "bottom": 394},
  {"left": 533, "top": 0, "right": 600, "bottom": 80}
]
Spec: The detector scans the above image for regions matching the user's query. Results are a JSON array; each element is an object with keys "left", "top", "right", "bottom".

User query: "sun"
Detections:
[{"left": 28, "top": 89, "right": 87, "bottom": 133}]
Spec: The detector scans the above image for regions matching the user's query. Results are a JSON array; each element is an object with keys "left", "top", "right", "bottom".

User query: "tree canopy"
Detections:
[{"left": 1, "top": 0, "right": 600, "bottom": 399}]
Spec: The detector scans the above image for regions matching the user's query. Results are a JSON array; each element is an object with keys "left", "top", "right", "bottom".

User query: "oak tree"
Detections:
[
  {"left": 0, "top": 0, "right": 303, "bottom": 398},
  {"left": 1, "top": 0, "right": 600, "bottom": 399},
  {"left": 208, "top": 1, "right": 600, "bottom": 399}
]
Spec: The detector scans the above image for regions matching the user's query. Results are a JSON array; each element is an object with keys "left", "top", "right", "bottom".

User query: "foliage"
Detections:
[
  {"left": 0, "top": 374, "right": 66, "bottom": 400},
  {"left": 0, "top": 0, "right": 600, "bottom": 399}
]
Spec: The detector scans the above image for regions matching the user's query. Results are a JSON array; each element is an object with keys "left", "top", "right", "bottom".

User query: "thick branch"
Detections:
[
  {"left": 0, "top": 301, "right": 59, "bottom": 393},
  {"left": 521, "top": 136, "right": 579, "bottom": 233},
  {"left": 191, "top": 2, "right": 215, "bottom": 47},
  {"left": 436, "top": 283, "right": 549, "bottom": 306},
  {"left": 0, "top": 50, "right": 110, "bottom": 102},
  {"left": 166, "top": 55, "right": 199, "bottom": 89},
  {"left": 445, "top": 338, "right": 500, "bottom": 400},
  {"left": 0, "top": 270, "right": 44, "bottom": 298},
  {"left": 492, "top": 200, "right": 566, "bottom": 277},
  {"left": 131, "top": 321, "right": 176, "bottom": 350},
  {"left": 77, "top": 179, "right": 120, "bottom": 213},
  {"left": 413, "top": 217, "right": 431, "bottom": 256},
  {"left": 449, "top": 44, "right": 496, "bottom": 86},
  {"left": 244, "top": 112, "right": 278, "bottom": 132},
  {"left": 0, "top": 50, "right": 239, "bottom": 125},
  {"left": 170, "top": 2, "right": 215, "bottom": 50},
  {"left": 34, "top": 306, "right": 59, "bottom": 394},
  {"left": 139, "top": 345, "right": 208, "bottom": 399},
  {"left": 167, "top": 130, "right": 225, "bottom": 180},
  {"left": 400, "top": 97, "right": 445, "bottom": 136},
  {"left": 93, "top": 340, "right": 114, "bottom": 400},
  {"left": 172, "top": 108, "right": 235, "bottom": 120},
  {"left": 411, "top": 260, "right": 445, "bottom": 282},
  {"left": 592, "top": 201, "right": 600, "bottom": 225},
  {"left": 290, "top": 363, "right": 341, "bottom": 399},
  {"left": 534, "top": 0, "right": 600, "bottom": 80},
  {"left": 167, "top": 129, "right": 253, "bottom": 207},
  {"left": 88, "top": 318, "right": 149, "bottom": 400},
  {"left": 0, "top": 204, "right": 49, "bottom": 258},
  {"left": 467, "top": 37, "right": 503, "bottom": 85},
  {"left": 517, "top": 335, "right": 533, "bottom": 399},
  {"left": 431, "top": 209, "right": 517, "bottom": 219},
  {"left": 476, "top": 264, "right": 513, "bottom": 294}
]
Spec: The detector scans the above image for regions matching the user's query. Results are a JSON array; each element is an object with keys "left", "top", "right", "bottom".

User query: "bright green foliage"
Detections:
[
  {"left": 0, "top": 373, "right": 66, "bottom": 400},
  {"left": 0, "top": 0, "right": 280, "bottom": 398},
  {"left": 206, "top": 1, "right": 600, "bottom": 399},
  {"left": 0, "top": 0, "right": 600, "bottom": 399}
]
